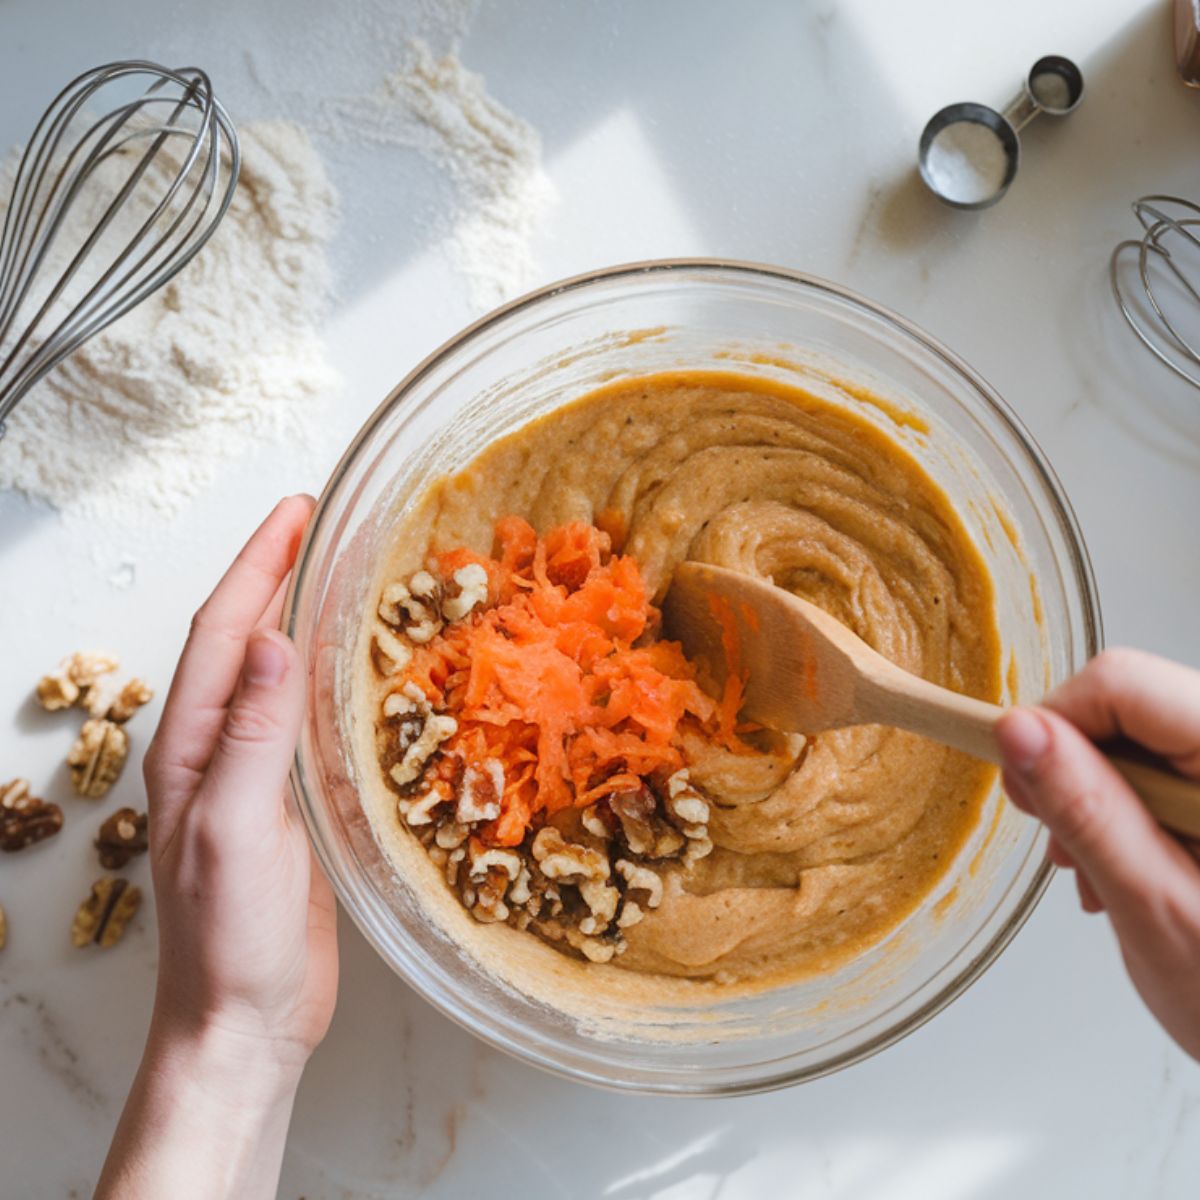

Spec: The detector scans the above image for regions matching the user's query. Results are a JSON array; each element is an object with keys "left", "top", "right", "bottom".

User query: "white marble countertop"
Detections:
[{"left": 3, "top": 1, "right": 1200, "bottom": 1196}]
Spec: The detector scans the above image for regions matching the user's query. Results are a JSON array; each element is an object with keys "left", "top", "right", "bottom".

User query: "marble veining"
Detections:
[{"left": 4, "top": 991, "right": 106, "bottom": 1112}]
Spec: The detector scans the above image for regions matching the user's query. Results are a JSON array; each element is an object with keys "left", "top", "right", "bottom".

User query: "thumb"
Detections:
[
  {"left": 198, "top": 630, "right": 305, "bottom": 828},
  {"left": 996, "top": 706, "right": 1194, "bottom": 924}
]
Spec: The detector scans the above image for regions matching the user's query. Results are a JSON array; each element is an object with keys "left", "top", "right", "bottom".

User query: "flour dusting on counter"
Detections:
[
  {"left": 323, "top": 40, "right": 556, "bottom": 311},
  {"left": 0, "top": 121, "right": 339, "bottom": 518}
]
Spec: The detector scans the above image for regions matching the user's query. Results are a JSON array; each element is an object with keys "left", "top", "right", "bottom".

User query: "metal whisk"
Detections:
[
  {"left": 0, "top": 60, "right": 239, "bottom": 438},
  {"left": 1111, "top": 195, "right": 1200, "bottom": 392}
]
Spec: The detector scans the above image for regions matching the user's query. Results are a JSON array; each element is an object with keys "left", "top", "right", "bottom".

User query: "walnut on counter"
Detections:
[
  {"left": 36, "top": 653, "right": 154, "bottom": 804},
  {"left": 96, "top": 808, "right": 149, "bottom": 869},
  {"left": 0, "top": 779, "right": 64, "bottom": 852},
  {"left": 71, "top": 877, "right": 141, "bottom": 949},
  {"left": 35, "top": 671, "right": 79, "bottom": 713},
  {"left": 67, "top": 670, "right": 153, "bottom": 722},
  {"left": 35, "top": 651, "right": 119, "bottom": 712},
  {"left": 101, "top": 678, "right": 154, "bottom": 724},
  {"left": 67, "top": 719, "right": 129, "bottom": 799}
]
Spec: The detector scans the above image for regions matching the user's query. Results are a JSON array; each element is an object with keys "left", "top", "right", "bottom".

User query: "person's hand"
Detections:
[
  {"left": 97, "top": 496, "right": 338, "bottom": 1200},
  {"left": 145, "top": 492, "right": 337, "bottom": 1059},
  {"left": 996, "top": 648, "right": 1200, "bottom": 1061}
]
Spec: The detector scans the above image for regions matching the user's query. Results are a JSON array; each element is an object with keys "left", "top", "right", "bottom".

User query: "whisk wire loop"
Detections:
[
  {"left": 0, "top": 60, "right": 238, "bottom": 435},
  {"left": 1111, "top": 194, "right": 1200, "bottom": 392}
]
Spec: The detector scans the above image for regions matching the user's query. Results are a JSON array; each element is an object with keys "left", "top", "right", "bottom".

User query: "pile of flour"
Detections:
[
  {"left": 0, "top": 14, "right": 555, "bottom": 519},
  {"left": 0, "top": 120, "right": 339, "bottom": 518}
]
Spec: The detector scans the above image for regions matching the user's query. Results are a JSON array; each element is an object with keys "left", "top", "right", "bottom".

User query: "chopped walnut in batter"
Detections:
[{"left": 370, "top": 527, "right": 722, "bottom": 966}]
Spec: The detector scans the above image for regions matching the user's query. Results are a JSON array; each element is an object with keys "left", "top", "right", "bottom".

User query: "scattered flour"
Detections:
[
  {"left": 322, "top": 40, "right": 557, "bottom": 311},
  {"left": 0, "top": 120, "right": 339, "bottom": 518},
  {"left": 1, "top": 3, "right": 554, "bottom": 519}
]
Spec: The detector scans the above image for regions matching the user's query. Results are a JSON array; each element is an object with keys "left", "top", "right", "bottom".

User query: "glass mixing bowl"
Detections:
[{"left": 285, "top": 260, "right": 1100, "bottom": 1095}]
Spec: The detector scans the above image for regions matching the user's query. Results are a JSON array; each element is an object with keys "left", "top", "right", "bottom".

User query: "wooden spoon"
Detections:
[{"left": 664, "top": 561, "right": 1200, "bottom": 838}]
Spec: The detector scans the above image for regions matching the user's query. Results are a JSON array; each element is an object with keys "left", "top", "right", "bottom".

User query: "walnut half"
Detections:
[
  {"left": 531, "top": 826, "right": 609, "bottom": 884},
  {"left": 383, "top": 684, "right": 458, "bottom": 790},
  {"left": 71, "top": 878, "right": 141, "bottom": 949},
  {"left": 455, "top": 759, "right": 503, "bottom": 824},
  {"left": 0, "top": 779, "right": 64, "bottom": 852},
  {"left": 664, "top": 769, "right": 713, "bottom": 866},
  {"left": 614, "top": 859, "right": 665, "bottom": 930},
  {"left": 441, "top": 563, "right": 489, "bottom": 622},
  {"left": 531, "top": 827, "right": 620, "bottom": 939},
  {"left": 67, "top": 719, "right": 129, "bottom": 799},
  {"left": 102, "top": 678, "right": 154, "bottom": 724},
  {"left": 96, "top": 808, "right": 149, "bottom": 869},
  {"left": 35, "top": 670, "right": 79, "bottom": 712},
  {"left": 378, "top": 571, "right": 444, "bottom": 644},
  {"left": 608, "top": 784, "right": 685, "bottom": 858},
  {"left": 36, "top": 651, "right": 119, "bottom": 712}
]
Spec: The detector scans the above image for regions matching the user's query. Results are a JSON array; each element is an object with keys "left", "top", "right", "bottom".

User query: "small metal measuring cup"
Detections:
[{"left": 919, "top": 55, "right": 1084, "bottom": 210}]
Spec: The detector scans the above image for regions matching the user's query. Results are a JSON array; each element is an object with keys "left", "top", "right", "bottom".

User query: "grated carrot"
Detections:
[
  {"left": 403, "top": 518, "right": 745, "bottom": 847},
  {"left": 706, "top": 591, "right": 749, "bottom": 744}
]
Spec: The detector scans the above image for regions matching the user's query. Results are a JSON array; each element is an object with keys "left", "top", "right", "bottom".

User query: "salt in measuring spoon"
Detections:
[{"left": 919, "top": 54, "right": 1084, "bottom": 210}]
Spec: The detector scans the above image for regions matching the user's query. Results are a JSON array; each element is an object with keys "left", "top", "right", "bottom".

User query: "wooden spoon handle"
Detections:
[
  {"left": 1108, "top": 757, "right": 1200, "bottom": 839},
  {"left": 861, "top": 670, "right": 1200, "bottom": 839},
  {"left": 858, "top": 667, "right": 1003, "bottom": 761}
]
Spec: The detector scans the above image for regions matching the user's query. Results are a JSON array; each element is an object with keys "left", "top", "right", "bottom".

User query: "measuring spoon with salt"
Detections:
[{"left": 919, "top": 54, "right": 1084, "bottom": 210}]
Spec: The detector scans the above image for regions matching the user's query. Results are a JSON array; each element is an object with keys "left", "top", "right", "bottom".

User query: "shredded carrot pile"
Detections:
[{"left": 403, "top": 517, "right": 745, "bottom": 847}]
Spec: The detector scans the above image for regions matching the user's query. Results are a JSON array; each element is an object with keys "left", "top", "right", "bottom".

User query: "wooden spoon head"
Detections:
[{"left": 663, "top": 562, "right": 886, "bottom": 734}]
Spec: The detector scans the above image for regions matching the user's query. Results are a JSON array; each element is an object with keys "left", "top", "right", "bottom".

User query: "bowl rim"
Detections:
[{"left": 285, "top": 258, "right": 1103, "bottom": 1095}]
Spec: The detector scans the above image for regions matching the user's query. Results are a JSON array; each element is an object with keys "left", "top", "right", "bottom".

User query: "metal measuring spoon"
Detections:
[{"left": 919, "top": 55, "right": 1084, "bottom": 210}]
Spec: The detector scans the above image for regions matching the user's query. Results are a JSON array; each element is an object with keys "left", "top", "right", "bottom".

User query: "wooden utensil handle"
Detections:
[
  {"left": 1108, "top": 757, "right": 1200, "bottom": 839},
  {"left": 859, "top": 667, "right": 1004, "bottom": 762},
  {"left": 862, "top": 670, "right": 1200, "bottom": 839}
]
